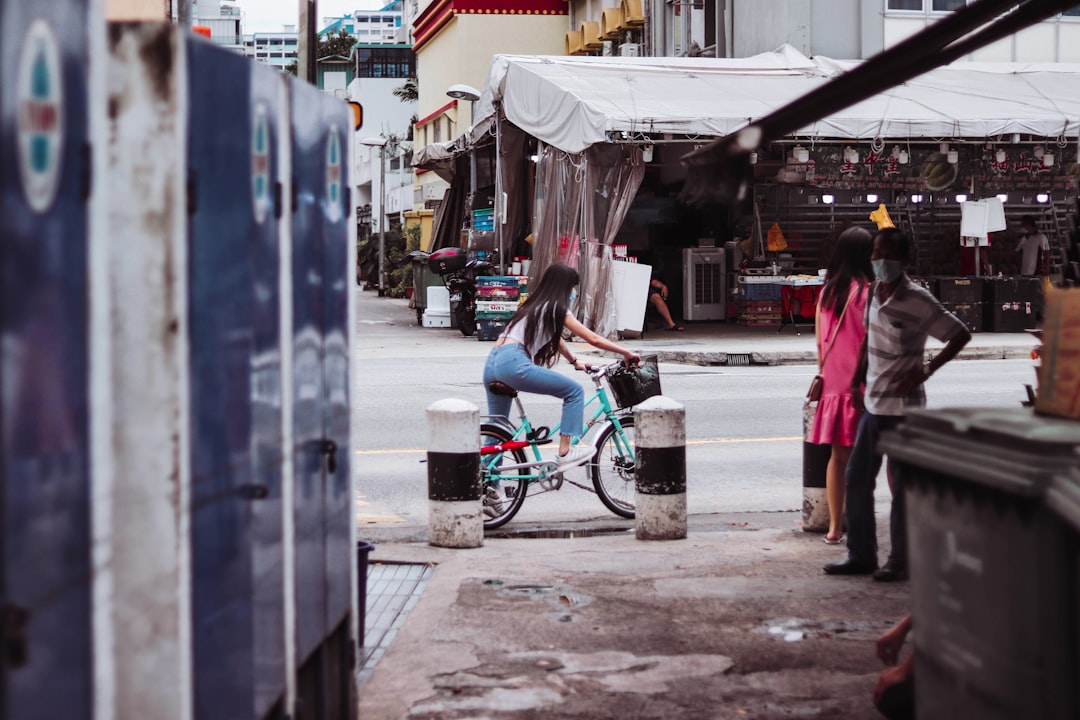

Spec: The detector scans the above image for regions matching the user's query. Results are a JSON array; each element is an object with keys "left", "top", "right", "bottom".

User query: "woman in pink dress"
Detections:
[{"left": 809, "top": 226, "right": 874, "bottom": 544}]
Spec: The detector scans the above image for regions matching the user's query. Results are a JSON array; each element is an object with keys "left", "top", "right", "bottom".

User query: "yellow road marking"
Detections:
[{"left": 354, "top": 435, "right": 801, "bottom": 456}]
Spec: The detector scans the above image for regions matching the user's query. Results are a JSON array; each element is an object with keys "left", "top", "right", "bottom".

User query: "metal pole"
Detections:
[
  {"left": 494, "top": 104, "right": 504, "bottom": 275},
  {"left": 468, "top": 100, "right": 477, "bottom": 234},
  {"left": 178, "top": 0, "right": 192, "bottom": 26},
  {"left": 299, "top": 0, "right": 317, "bottom": 84},
  {"left": 378, "top": 145, "right": 386, "bottom": 295}
]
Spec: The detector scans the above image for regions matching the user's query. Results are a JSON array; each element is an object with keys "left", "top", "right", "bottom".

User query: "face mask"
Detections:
[{"left": 872, "top": 259, "right": 904, "bottom": 283}]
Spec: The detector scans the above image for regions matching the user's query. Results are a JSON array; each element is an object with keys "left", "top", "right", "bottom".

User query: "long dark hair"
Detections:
[
  {"left": 506, "top": 263, "right": 579, "bottom": 367},
  {"left": 821, "top": 226, "right": 873, "bottom": 314}
]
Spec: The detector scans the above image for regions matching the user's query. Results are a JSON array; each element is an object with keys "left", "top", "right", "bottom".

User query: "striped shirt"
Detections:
[{"left": 865, "top": 277, "right": 966, "bottom": 416}]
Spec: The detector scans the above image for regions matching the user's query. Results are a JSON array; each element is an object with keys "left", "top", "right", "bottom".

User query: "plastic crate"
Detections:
[
  {"left": 935, "top": 276, "right": 983, "bottom": 304},
  {"left": 739, "top": 283, "right": 782, "bottom": 301},
  {"left": 476, "top": 318, "right": 509, "bottom": 341},
  {"left": 943, "top": 302, "right": 984, "bottom": 333},
  {"left": 476, "top": 276, "right": 519, "bottom": 287}
]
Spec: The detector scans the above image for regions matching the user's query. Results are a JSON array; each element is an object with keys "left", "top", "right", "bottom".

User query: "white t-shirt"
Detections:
[
  {"left": 1018, "top": 232, "right": 1049, "bottom": 275},
  {"left": 501, "top": 302, "right": 573, "bottom": 359},
  {"left": 865, "top": 278, "right": 967, "bottom": 416}
]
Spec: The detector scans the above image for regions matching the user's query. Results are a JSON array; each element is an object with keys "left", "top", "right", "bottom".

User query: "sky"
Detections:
[{"left": 234, "top": 0, "right": 388, "bottom": 33}]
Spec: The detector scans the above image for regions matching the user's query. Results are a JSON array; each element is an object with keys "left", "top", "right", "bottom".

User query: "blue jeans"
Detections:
[
  {"left": 483, "top": 343, "right": 584, "bottom": 440},
  {"left": 844, "top": 413, "right": 907, "bottom": 568}
]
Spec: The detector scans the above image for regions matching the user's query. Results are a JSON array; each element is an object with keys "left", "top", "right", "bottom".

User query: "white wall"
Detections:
[{"left": 884, "top": 14, "right": 1080, "bottom": 62}]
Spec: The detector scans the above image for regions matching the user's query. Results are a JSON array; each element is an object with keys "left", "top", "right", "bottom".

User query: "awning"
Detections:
[{"left": 466, "top": 45, "right": 1080, "bottom": 154}]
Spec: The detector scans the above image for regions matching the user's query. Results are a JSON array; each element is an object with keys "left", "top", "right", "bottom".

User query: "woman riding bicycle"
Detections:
[{"left": 483, "top": 263, "right": 640, "bottom": 470}]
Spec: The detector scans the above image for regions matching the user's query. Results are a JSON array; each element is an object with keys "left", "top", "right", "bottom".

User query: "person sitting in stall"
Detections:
[{"left": 649, "top": 273, "right": 685, "bottom": 331}]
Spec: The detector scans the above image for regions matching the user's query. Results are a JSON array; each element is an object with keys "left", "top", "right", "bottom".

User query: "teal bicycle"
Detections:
[{"left": 480, "top": 360, "right": 647, "bottom": 529}]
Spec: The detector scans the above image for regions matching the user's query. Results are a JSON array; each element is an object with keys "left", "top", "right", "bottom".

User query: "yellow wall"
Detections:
[
  {"left": 404, "top": 209, "right": 436, "bottom": 252},
  {"left": 106, "top": 0, "right": 165, "bottom": 20}
]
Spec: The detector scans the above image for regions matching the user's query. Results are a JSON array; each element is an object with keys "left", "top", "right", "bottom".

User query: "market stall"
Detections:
[{"left": 422, "top": 46, "right": 1080, "bottom": 335}]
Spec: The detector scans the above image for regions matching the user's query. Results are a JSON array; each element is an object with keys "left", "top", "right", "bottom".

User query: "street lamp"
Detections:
[
  {"left": 361, "top": 135, "right": 388, "bottom": 295},
  {"left": 447, "top": 84, "right": 482, "bottom": 262}
]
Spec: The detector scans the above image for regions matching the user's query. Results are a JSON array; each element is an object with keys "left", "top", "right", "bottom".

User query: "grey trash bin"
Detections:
[
  {"left": 409, "top": 251, "right": 438, "bottom": 325},
  {"left": 880, "top": 407, "right": 1080, "bottom": 720}
]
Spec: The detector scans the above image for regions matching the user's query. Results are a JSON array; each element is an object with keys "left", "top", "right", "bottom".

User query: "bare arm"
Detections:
[
  {"left": 850, "top": 335, "right": 868, "bottom": 412},
  {"left": 564, "top": 315, "right": 640, "bottom": 367},
  {"left": 892, "top": 325, "right": 972, "bottom": 394}
]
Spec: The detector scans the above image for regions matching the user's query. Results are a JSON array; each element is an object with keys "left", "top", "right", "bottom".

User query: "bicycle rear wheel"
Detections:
[
  {"left": 590, "top": 416, "right": 636, "bottom": 519},
  {"left": 480, "top": 423, "right": 529, "bottom": 529}
]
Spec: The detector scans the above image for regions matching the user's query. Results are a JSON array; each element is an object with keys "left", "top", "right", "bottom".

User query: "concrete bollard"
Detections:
[
  {"left": 426, "top": 399, "right": 483, "bottom": 548},
  {"left": 802, "top": 401, "right": 831, "bottom": 533},
  {"left": 634, "top": 396, "right": 687, "bottom": 540}
]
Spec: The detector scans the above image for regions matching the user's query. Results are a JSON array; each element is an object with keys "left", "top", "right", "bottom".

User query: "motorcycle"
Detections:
[{"left": 428, "top": 248, "right": 493, "bottom": 337}]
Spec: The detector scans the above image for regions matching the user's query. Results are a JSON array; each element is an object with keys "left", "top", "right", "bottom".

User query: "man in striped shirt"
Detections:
[{"left": 824, "top": 228, "right": 971, "bottom": 582}]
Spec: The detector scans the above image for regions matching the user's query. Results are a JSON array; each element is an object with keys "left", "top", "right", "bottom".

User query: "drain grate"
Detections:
[
  {"left": 358, "top": 561, "right": 434, "bottom": 690},
  {"left": 486, "top": 527, "right": 633, "bottom": 540},
  {"left": 725, "top": 353, "right": 751, "bottom": 366}
]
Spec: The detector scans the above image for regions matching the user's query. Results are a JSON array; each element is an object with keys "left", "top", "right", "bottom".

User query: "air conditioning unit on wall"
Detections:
[
  {"left": 682, "top": 248, "right": 726, "bottom": 321},
  {"left": 619, "top": 43, "right": 640, "bottom": 57}
]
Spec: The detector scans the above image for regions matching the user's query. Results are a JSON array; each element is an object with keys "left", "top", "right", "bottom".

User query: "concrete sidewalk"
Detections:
[
  {"left": 357, "top": 513, "right": 909, "bottom": 719},
  {"left": 357, "top": 286, "right": 1039, "bottom": 367}
]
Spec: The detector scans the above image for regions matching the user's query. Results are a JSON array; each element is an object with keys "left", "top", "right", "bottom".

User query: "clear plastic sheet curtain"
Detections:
[{"left": 529, "top": 143, "right": 644, "bottom": 337}]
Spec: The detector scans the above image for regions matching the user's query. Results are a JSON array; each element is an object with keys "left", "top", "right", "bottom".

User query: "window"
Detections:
[
  {"left": 886, "top": 0, "right": 965, "bottom": 11},
  {"left": 354, "top": 47, "right": 415, "bottom": 78},
  {"left": 1065, "top": 4, "right": 1080, "bottom": 16}
]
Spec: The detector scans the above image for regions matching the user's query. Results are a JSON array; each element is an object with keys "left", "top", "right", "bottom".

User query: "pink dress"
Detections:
[{"left": 807, "top": 280, "right": 869, "bottom": 447}]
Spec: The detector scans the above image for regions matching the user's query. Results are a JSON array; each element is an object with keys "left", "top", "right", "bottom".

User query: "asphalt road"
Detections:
[{"left": 353, "top": 345, "right": 1036, "bottom": 528}]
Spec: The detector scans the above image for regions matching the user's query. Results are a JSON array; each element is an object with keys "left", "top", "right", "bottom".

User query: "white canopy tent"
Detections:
[{"left": 470, "top": 45, "right": 1080, "bottom": 153}]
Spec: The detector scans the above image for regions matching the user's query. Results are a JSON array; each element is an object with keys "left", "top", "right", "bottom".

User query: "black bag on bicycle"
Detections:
[{"left": 607, "top": 355, "right": 661, "bottom": 409}]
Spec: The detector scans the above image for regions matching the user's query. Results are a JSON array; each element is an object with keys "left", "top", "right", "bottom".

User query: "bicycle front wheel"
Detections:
[
  {"left": 590, "top": 416, "right": 636, "bottom": 519},
  {"left": 480, "top": 422, "right": 529, "bottom": 529}
]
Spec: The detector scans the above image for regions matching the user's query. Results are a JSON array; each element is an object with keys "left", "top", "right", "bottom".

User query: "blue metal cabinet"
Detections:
[
  {"left": 290, "top": 77, "right": 353, "bottom": 720},
  {"left": 249, "top": 62, "right": 289, "bottom": 720},
  {"left": 0, "top": 3, "right": 93, "bottom": 719},
  {"left": 187, "top": 37, "right": 276, "bottom": 720}
]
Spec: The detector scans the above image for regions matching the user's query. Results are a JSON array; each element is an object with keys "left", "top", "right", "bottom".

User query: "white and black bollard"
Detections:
[
  {"left": 634, "top": 396, "right": 687, "bottom": 540},
  {"left": 802, "top": 401, "right": 831, "bottom": 533},
  {"left": 426, "top": 399, "right": 483, "bottom": 548}
]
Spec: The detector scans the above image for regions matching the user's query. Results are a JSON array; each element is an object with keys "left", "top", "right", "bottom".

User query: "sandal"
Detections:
[
  {"left": 664, "top": 324, "right": 686, "bottom": 332},
  {"left": 823, "top": 534, "right": 845, "bottom": 545}
]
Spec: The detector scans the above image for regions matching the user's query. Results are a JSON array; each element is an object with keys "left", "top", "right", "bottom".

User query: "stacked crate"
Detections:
[
  {"left": 476, "top": 276, "right": 520, "bottom": 340},
  {"left": 735, "top": 277, "right": 783, "bottom": 326},
  {"left": 935, "top": 276, "right": 984, "bottom": 333},
  {"left": 983, "top": 276, "right": 1042, "bottom": 332}
]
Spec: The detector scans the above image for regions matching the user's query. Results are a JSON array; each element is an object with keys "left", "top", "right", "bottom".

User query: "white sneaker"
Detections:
[
  {"left": 557, "top": 444, "right": 594, "bottom": 470},
  {"left": 483, "top": 486, "right": 502, "bottom": 518}
]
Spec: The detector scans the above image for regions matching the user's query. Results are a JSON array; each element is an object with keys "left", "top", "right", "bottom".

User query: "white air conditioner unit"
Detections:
[
  {"left": 682, "top": 248, "right": 726, "bottom": 321},
  {"left": 619, "top": 42, "right": 640, "bottom": 57}
]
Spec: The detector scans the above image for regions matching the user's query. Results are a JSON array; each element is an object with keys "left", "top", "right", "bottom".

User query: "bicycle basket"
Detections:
[{"left": 607, "top": 355, "right": 661, "bottom": 409}]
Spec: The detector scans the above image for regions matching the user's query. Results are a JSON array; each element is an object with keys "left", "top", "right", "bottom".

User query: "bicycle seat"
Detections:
[{"left": 487, "top": 381, "right": 518, "bottom": 398}]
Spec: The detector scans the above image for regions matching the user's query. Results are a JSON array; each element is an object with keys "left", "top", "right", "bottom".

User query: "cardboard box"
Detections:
[{"left": 1035, "top": 288, "right": 1080, "bottom": 420}]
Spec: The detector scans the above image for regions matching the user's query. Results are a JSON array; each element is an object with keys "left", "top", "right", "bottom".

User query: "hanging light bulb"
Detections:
[
  {"left": 749, "top": 151, "right": 758, "bottom": 165},
  {"left": 793, "top": 144, "right": 809, "bottom": 163},
  {"left": 890, "top": 145, "right": 901, "bottom": 159},
  {"left": 955, "top": 194, "right": 968, "bottom": 203},
  {"left": 996, "top": 148, "right": 1007, "bottom": 163},
  {"left": 1033, "top": 145, "right": 1045, "bottom": 159},
  {"left": 898, "top": 149, "right": 909, "bottom": 165},
  {"left": 866, "top": 193, "right": 878, "bottom": 204},
  {"left": 1043, "top": 151, "right": 1054, "bottom": 167},
  {"left": 947, "top": 148, "right": 958, "bottom": 164},
  {"left": 939, "top": 142, "right": 950, "bottom": 155},
  {"left": 822, "top": 194, "right": 835, "bottom": 205},
  {"left": 849, "top": 147, "right": 859, "bottom": 164}
]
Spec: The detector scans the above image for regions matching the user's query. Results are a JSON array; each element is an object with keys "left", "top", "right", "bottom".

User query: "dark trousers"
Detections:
[{"left": 844, "top": 413, "right": 907, "bottom": 568}]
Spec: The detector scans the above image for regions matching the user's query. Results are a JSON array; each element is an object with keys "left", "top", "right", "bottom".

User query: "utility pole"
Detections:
[
  {"left": 178, "top": 0, "right": 192, "bottom": 26},
  {"left": 298, "top": 0, "right": 317, "bottom": 84}
]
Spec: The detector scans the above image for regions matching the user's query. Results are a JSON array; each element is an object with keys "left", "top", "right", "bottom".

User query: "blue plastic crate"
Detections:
[{"left": 740, "top": 283, "right": 782, "bottom": 300}]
